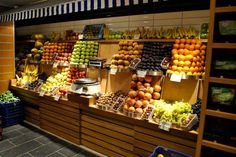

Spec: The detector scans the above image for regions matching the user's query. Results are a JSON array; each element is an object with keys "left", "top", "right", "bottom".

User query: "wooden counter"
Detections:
[{"left": 11, "top": 86, "right": 198, "bottom": 157}]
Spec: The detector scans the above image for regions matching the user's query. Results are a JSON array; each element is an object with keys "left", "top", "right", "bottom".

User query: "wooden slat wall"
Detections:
[
  {"left": 81, "top": 113, "right": 136, "bottom": 157},
  {"left": 0, "top": 22, "right": 15, "bottom": 93},
  {"left": 40, "top": 98, "right": 80, "bottom": 145}
]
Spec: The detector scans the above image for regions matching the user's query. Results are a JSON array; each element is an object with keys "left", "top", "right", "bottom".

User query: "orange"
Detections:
[
  {"left": 175, "top": 39, "right": 180, "bottom": 44},
  {"left": 172, "top": 49, "right": 178, "bottom": 55},
  {"left": 179, "top": 60, "right": 185, "bottom": 66},
  {"left": 173, "top": 60, "right": 179, "bottom": 65},
  {"left": 184, "top": 60, "right": 191, "bottom": 66},
  {"left": 200, "top": 50, "right": 206, "bottom": 56},
  {"left": 178, "top": 49, "right": 184, "bottom": 55},
  {"left": 172, "top": 65, "right": 178, "bottom": 71},
  {"left": 177, "top": 66, "right": 183, "bottom": 72},
  {"left": 194, "top": 66, "right": 199, "bottom": 72},
  {"left": 200, "top": 45, "right": 207, "bottom": 50},
  {"left": 185, "top": 44, "right": 190, "bottom": 49},
  {"left": 186, "top": 54, "right": 193, "bottom": 61},
  {"left": 189, "top": 44, "right": 195, "bottom": 51},
  {"left": 174, "top": 54, "right": 179, "bottom": 59},
  {"left": 196, "top": 61, "right": 201, "bottom": 66},
  {"left": 189, "top": 67, "right": 195, "bottom": 73},
  {"left": 191, "top": 39, "right": 197, "bottom": 45},
  {"left": 201, "top": 60, "right": 205, "bottom": 66},
  {"left": 179, "top": 55, "right": 185, "bottom": 61},
  {"left": 173, "top": 44, "right": 179, "bottom": 49},
  {"left": 174, "top": 71, "right": 180, "bottom": 75},
  {"left": 192, "top": 62, "right": 196, "bottom": 67},
  {"left": 196, "top": 39, "right": 202, "bottom": 45},
  {"left": 196, "top": 56, "right": 201, "bottom": 61},
  {"left": 183, "top": 66, "right": 190, "bottom": 72},
  {"left": 184, "top": 49, "right": 190, "bottom": 55},
  {"left": 201, "top": 55, "right": 205, "bottom": 60},
  {"left": 179, "top": 43, "right": 185, "bottom": 49},
  {"left": 180, "top": 39, "right": 186, "bottom": 44},
  {"left": 193, "top": 72, "right": 198, "bottom": 76},
  {"left": 187, "top": 71, "right": 193, "bottom": 75},
  {"left": 193, "top": 57, "right": 197, "bottom": 62},
  {"left": 186, "top": 39, "right": 191, "bottom": 44},
  {"left": 195, "top": 44, "right": 201, "bottom": 50}
]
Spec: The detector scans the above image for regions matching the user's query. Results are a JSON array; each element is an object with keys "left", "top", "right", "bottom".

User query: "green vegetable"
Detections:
[{"left": 0, "top": 91, "right": 19, "bottom": 103}]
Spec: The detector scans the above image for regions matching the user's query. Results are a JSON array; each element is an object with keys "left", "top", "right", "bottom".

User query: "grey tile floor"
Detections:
[{"left": 0, "top": 124, "right": 99, "bottom": 157}]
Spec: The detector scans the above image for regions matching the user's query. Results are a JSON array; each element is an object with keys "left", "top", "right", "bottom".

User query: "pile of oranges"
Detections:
[{"left": 167, "top": 39, "right": 206, "bottom": 76}]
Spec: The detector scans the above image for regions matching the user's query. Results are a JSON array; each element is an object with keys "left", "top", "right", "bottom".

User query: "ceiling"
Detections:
[{"left": 0, "top": 0, "right": 48, "bottom": 13}]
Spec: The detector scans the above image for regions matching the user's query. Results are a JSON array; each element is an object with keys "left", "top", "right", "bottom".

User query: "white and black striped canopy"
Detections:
[{"left": 0, "top": 0, "right": 158, "bottom": 22}]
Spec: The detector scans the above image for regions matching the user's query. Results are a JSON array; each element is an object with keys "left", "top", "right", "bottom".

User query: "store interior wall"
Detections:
[
  {"left": 0, "top": 21, "right": 15, "bottom": 92},
  {"left": 15, "top": 10, "right": 209, "bottom": 36}
]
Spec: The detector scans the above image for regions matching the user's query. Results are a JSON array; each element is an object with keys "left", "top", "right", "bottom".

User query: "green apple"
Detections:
[
  {"left": 85, "top": 59, "right": 89, "bottom": 63},
  {"left": 81, "top": 47, "right": 85, "bottom": 51},
  {"left": 81, "top": 51, "right": 85, "bottom": 55},
  {"left": 87, "top": 45, "right": 91, "bottom": 48},
  {"left": 85, "top": 55, "right": 89, "bottom": 59},
  {"left": 93, "top": 52, "right": 98, "bottom": 56},
  {"left": 79, "top": 59, "right": 84, "bottom": 63},
  {"left": 80, "top": 55, "right": 85, "bottom": 59}
]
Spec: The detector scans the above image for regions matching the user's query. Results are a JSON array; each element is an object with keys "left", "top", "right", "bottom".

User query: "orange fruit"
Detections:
[
  {"left": 194, "top": 66, "right": 199, "bottom": 72},
  {"left": 187, "top": 71, "right": 193, "bottom": 75},
  {"left": 174, "top": 54, "right": 179, "bottom": 59},
  {"left": 178, "top": 49, "right": 184, "bottom": 55},
  {"left": 201, "top": 55, "right": 205, "bottom": 60},
  {"left": 193, "top": 72, "right": 198, "bottom": 76},
  {"left": 196, "top": 39, "right": 202, "bottom": 45},
  {"left": 193, "top": 57, "right": 197, "bottom": 62},
  {"left": 191, "top": 39, "right": 197, "bottom": 45},
  {"left": 192, "top": 62, "right": 196, "bottom": 67},
  {"left": 179, "top": 55, "right": 185, "bottom": 61},
  {"left": 184, "top": 49, "right": 190, "bottom": 55},
  {"left": 192, "top": 50, "right": 198, "bottom": 56},
  {"left": 185, "top": 44, "right": 190, "bottom": 49},
  {"left": 179, "top": 43, "right": 185, "bottom": 49},
  {"left": 189, "top": 67, "right": 195, "bottom": 73},
  {"left": 200, "top": 45, "right": 207, "bottom": 50},
  {"left": 184, "top": 60, "right": 191, "bottom": 66},
  {"left": 179, "top": 61, "right": 185, "bottom": 66},
  {"left": 173, "top": 44, "right": 179, "bottom": 49},
  {"left": 172, "top": 49, "right": 178, "bottom": 55},
  {"left": 196, "top": 56, "right": 201, "bottom": 61},
  {"left": 189, "top": 44, "right": 195, "bottom": 51},
  {"left": 175, "top": 39, "right": 180, "bottom": 44},
  {"left": 186, "top": 39, "right": 191, "bottom": 44},
  {"left": 200, "top": 50, "right": 206, "bottom": 56},
  {"left": 174, "top": 71, "right": 180, "bottom": 75},
  {"left": 172, "top": 65, "right": 178, "bottom": 71},
  {"left": 173, "top": 60, "right": 179, "bottom": 65},
  {"left": 183, "top": 66, "right": 190, "bottom": 72},
  {"left": 195, "top": 44, "right": 201, "bottom": 50},
  {"left": 180, "top": 39, "right": 186, "bottom": 44},
  {"left": 201, "top": 60, "right": 205, "bottom": 66},
  {"left": 177, "top": 66, "right": 183, "bottom": 72},
  {"left": 196, "top": 61, "right": 201, "bottom": 66},
  {"left": 186, "top": 54, "right": 193, "bottom": 61}
]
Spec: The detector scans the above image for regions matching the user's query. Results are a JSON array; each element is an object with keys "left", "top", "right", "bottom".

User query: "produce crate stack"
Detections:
[{"left": 0, "top": 91, "right": 23, "bottom": 127}]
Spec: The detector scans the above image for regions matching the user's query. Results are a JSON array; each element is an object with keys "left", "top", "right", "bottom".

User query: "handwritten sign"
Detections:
[
  {"left": 110, "top": 68, "right": 117, "bottom": 75},
  {"left": 137, "top": 70, "right": 147, "bottom": 78},
  {"left": 159, "top": 121, "right": 172, "bottom": 131},
  {"left": 170, "top": 74, "right": 181, "bottom": 82}
]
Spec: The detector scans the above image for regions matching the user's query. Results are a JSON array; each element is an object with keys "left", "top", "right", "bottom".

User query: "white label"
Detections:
[
  {"left": 133, "top": 34, "right": 140, "bottom": 39},
  {"left": 79, "top": 34, "right": 84, "bottom": 40},
  {"left": 159, "top": 121, "right": 172, "bottom": 131},
  {"left": 110, "top": 68, "right": 117, "bottom": 75},
  {"left": 54, "top": 94, "right": 60, "bottom": 101},
  {"left": 39, "top": 91, "right": 45, "bottom": 97},
  {"left": 53, "top": 62, "right": 58, "bottom": 68},
  {"left": 137, "top": 70, "right": 147, "bottom": 78},
  {"left": 170, "top": 74, "right": 182, "bottom": 82}
]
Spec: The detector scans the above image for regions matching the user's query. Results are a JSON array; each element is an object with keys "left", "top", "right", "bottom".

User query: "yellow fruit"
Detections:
[
  {"left": 178, "top": 60, "right": 185, "bottom": 67},
  {"left": 157, "top": 154, "right": 164, "bottom": 157},
  {"left": 179, "top": 55, "right": 185, "bottom": 61},
  {"left": 184, "top": 60, "right": 191, "bottom": 66},
  {"left": 172, "top": 65, "right": 178, "bottom": 71},
  {"left": 173, "top": 60, "right": 179, "bottom": 65},
  {"left": 183, "top": 66, "right": 190, "bottom": 72},
  {"left": 177, "top": 66, "right": 183, "bottom": 72},
  {"left": 187, "top": 71, "right": 193, "bottom": 75},
  {"left": 174, "top": 54, "right": 179, "bottom": 59}
]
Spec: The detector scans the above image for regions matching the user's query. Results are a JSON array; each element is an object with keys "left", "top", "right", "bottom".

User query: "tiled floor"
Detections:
[{"left": 0, "top": 124, "right": 100, "bottom": 157}]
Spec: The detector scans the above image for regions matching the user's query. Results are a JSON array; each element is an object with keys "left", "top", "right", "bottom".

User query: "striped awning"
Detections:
[{"left": 0, "top": 0, "right": 159, "bottom": 22}]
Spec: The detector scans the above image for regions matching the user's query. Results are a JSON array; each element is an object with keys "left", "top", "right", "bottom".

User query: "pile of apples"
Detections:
[
  {"left": 110, "top": 40, "right": 144, "bottom": 69},
  {"left": 41, "top": 42, "right": 73, "bottom": 63},
  {"left": 123, "top": 74, "right": 162, "bottom": 114},
  {"left": 67, "top": 67, "right": 86, "bottom": 84},
  {"left": 70, "top": 41, "right": 99, "bottom": 65},
  {"left": 167, "top": 39, "right": 206, "bottom": 76}
]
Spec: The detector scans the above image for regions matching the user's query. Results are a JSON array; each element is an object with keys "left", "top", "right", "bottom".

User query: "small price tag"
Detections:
[
  {"left": 137, "top": 70, "right": 147, "bottom": 78},
  {"left": 170, "top": 74, "right": 182, "bottom": 82},
  {"left": 133, "top": 33, "right": 140, "bottom": 39},
  {"left": 159, "top": 121, "right": 172, "bottom": 131},
  {"left": 129, "top": 58, "right": 141, "bottom": 70},
  {"left": 53, "top": 62, "right": 58, "bottom": 68},
  {"left": 54, "top": 94, "right": 61, "bottom": 101},
  {"left": 78, "top": 34, "right": 84, "bottom": 40},
  {"left": 110, "top": 68, "right": 117, "bottom": 75},
  {"left": 39, "top": 91, "right": 45, "bottom": 97}
]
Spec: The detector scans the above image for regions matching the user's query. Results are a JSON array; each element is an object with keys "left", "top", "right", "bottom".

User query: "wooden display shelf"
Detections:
[
  {"left": 208, "top": 77, "right": 236, "bottom": 85},
  {"left": 202, "top": 140, "right": 236, "bottom": 154},
  {"left": 205, "top": 109, "right": 236, "bottom": 121},
  {"left": 212, "top": 43, "right": 236, "bottom": 49},
  {"left": 67, "top": 39, "right": 208, "bottom": 43},
  {"left": 215, "top": 6, "right": 236, "bottom": 13}
]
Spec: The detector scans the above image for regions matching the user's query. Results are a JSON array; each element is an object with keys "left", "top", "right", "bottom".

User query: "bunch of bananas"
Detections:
[
  {"left": 16, "top": 64, "right": 39, "bottom": 86},
  {"left": 122, "top": 26, "right": 199, "bottom": 39}
]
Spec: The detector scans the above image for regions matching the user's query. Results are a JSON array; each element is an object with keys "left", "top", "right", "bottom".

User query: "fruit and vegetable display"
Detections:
[
  {"left": 27, "top": 80, "right": 43, "bottom": 91},
  {"left": 67, "top": 67, "right": 86, "bottom": 84},
  {"left": 107, "top": 31, "right": 123, "bottom": 39},
  {"left": 152, "top": 100, "right": 193, "bottom": 126},
  {"left": 16, "top": 64, "right": 39, "bottom": 86},
  {"left": 41, "top": 42, "right": 73, "bottom": 64},
  {"left": 95, "top": 91, "right": 126, "bottom": 109},
  {"left": 137, "top": 42, "right": 172, "bottom": 71},
  {"left": 167, "top": 39, "right": 207, "bottom": 76},
  {"left": 123, "top": 26, "right": 199, "bottom": 39},
  {"left": 110, "top": 40, "right": 143, "bottom": 69},
  {"left": 123, "top": 74, "right": 162, "bottom": 115},
  {"left": 40, "top": 68, "right": 69, "bottom": 93},
  {"left": 70, "top": 41, "right": 99, "bottom": 66},
  {"left": 82, "top": 24, "right": 105, "bottom": 40},
  {"left": 0, "top": 91, "right": 20, "bottom": 103}
]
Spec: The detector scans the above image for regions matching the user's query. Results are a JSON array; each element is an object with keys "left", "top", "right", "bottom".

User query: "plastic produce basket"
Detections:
[
  {"left": 149, "top": 146, "right": 192, "bottom": 157},
  {"left": 82, "top": 24, "right": 105, "bottom": 40},
  {"left": 0, "top": 101, "right": 24, "bottom": 127}
]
